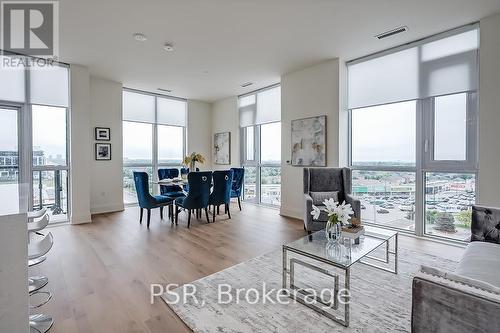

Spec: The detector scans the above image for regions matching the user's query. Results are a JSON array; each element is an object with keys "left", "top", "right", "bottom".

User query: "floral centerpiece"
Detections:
[
  {"left": 311, "top": 199, "right": 354, "bottom": 242},
  {"left": 182, "top": 152, "right": 206, "bottom": 172}
]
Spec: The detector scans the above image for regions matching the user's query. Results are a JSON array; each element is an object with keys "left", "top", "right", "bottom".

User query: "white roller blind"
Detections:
[
  {"left": 239, "top": 85, "right": 280, "bottom": 127},
  {"left": 256, "top": 86, "right": 281, "bottom": 125},
  {"left": 157, "top": 97, "right": 186, "bottom": 127},
  {"left": 122, "top": 90, "right": 155, "bottom": 123},
  {"left": 348, "top": 26, "right": 479, "bottom": 109},
  {"left": 0, "top": 56, "right": 25, "bottom": 103},
  {"left": 30, "top": 64, "right": 69, "bottom": 107}
]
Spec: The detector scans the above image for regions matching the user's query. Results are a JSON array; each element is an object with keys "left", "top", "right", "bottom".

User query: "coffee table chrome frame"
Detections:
[
  {"left": 282, "top": 231, "right": 398, "bottom": 327},
  {"left": 360, "top": 233, "right": 398, "bottom": 274},
  {"left": 282, "top": 246, "right": 350, "bottom": 327}
]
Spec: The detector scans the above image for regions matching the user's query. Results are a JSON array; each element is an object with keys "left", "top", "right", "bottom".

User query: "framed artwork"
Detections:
[
  {"left": 95, "top": 127, "right": 111, "bottom": 141},
  {"left": 291, "top": 115, "right": 326, "bottom": 166},
  {"left": 213, "top": 132, "right": 231, "bottom": 165},
  {"left": 95, "top": 143, "right": 111, "bottom": 160}
]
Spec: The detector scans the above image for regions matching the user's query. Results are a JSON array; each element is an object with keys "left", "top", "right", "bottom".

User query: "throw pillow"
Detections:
[{"left": 310, "top": 191, "right": 338, "bottom": 206}]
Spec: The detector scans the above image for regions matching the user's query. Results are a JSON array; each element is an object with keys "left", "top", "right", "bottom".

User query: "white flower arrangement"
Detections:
[{"left": 311, "top": 199, "right": 354, "bottom": 225}]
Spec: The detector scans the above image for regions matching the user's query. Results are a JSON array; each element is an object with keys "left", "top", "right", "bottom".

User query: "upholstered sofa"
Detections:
[
  {"left": 411, "top": 205, "right": 500, "bottom": 333},
  {"left": 303, "top": 167, "right": 361, "bottom": 233}
]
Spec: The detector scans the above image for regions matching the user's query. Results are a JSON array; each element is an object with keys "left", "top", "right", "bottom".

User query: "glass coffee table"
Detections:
[{"left": 282, "top": 226, "right": 398, "bottom": 327}]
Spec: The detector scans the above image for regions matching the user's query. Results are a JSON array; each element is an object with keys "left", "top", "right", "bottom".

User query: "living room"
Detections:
[{"left": 1, "top": 1, "right": 500, "bottom": 332}]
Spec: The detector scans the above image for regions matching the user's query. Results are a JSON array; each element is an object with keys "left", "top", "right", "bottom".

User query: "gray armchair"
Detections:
[{"left": 303, "top": 167, "right": 361, "bottom": 233}]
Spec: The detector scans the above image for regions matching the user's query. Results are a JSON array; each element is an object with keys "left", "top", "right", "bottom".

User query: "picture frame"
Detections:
[
  {"left": 95, "top": 127, "right": 111, "bottom": 141},
  {"left": 291, "top": 115, "right": 326, "bottom": 166},
  {"left": 213, "top": 132, "right": 231, "bottom": 165},
  {"left": 95, "top": 143, "right": 111, "bottom": 160}
]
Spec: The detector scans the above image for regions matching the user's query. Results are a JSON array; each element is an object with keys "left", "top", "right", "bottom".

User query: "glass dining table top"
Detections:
[{"left": 284, "top": 226, "right": 397, "bottom": 269}]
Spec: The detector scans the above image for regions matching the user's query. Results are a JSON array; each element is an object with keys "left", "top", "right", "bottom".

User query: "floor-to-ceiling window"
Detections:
[
  {"left": 348, "top": 25, "right": 479, "bottom": 241},
  {"left": 239, "top": 85, "right": 281, "bottom": 206},
  {"left": 0, "top": 54, "right": 70, "bottom": 222},
  {"left": 122, "top": 89, "right": 186, "bottom": 204}
]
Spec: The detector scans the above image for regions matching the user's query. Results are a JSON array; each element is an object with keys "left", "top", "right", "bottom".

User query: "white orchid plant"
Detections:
[{"left": 311, "top": 199, "right": 354, "bottom": 226}]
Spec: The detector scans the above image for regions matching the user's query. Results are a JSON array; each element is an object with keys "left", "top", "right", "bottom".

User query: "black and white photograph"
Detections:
[
  {"left": 95, "top": 143, "right": 111, "bottom": 160},
  {"left": 95, "top": 127, "right": 111, "bottom": 141}
]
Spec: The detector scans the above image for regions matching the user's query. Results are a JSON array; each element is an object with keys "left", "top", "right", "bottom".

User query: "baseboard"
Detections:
[
  {"left": 90, "top": 203, "right": 125, "bottom": 215},
  {"left": 71, "top": 213, "right": 92, "bottom": 224},
  {"left": 279, "top": 207, "right": 302, "bottom": 220}
]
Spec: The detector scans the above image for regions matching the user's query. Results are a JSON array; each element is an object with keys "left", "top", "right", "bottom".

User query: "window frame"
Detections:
[
  {"left": 122, "top": 88, "right": 187, "bottom": 205},
  {"left": 348, "top": 93, "right": 478, "bottom": 241}
]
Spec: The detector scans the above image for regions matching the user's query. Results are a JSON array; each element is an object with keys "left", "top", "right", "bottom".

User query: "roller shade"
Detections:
[
  {"left": 348, "top": 26, "right": 479, "bottom": 109},
  {"left": 239, "top": 85, "right": 280, "bottom": 127},
  {"left": 30, "top": 63, "right": 69, "bottom": 107},
  {"left": 157, "top": 97, "right": 186, "bottom": 127},
  {"left": 122, "top": 90, "right": 155, "bottom": 123},
  {"left": 0, "top": 55, "right": 25, "bottom": 103}
]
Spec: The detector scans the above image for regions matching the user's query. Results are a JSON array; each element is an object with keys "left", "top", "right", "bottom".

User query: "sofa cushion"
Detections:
[
  {"left": 310, "top": 191, "right": 338, "bottom": 206},
  {"left": 455, "top": 241, "right": 500, "bottom": 288}
]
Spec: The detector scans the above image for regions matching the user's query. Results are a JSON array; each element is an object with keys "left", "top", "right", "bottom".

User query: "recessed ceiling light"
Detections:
[
  {"left": 240, "top": 82, "right": 253, "bottom": 88},
  {"left": 163, "top": 43, "right": 174, "bottom": 52},
  {"left": 158, "top": 88, "right": 172, "bottom": 93},
  {"left": 133, "top": 33, "right": 147, "bottom": 42}
]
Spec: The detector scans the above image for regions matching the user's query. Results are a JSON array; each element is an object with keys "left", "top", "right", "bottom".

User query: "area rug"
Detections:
[{"left": 161, "top": 244, "right": 458, "bottom": 332}]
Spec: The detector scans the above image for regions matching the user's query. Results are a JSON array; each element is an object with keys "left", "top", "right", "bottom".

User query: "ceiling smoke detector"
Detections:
[
  {"left": 133, "top": 33, "right": 147, "bottom": 42},
  {"left": 158, "top": 88, "right": 172, "bottom": 93},
  {"left": 240, "top": 82, "right": 253, "bottom": 88},
  {"left": 375, "top": 26, "right": 408, "bottom": 40},
  {"left": 163, "top": 43, "right": 174, "bottom": 52}
]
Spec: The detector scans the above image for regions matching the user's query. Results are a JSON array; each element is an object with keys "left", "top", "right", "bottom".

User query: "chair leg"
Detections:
[
  {"left": 226, "top": 204, "right": 231, "bottom": 219},
  {"left": 205, "top": 208, "right": 210, "bottom": 224},
  {"left": 175, "top": 206, "right": 179, "bottom": 225},
  {"left": 139, "top": 208, "right": 143, "bottom": 224},
  {"left": 238, "top": 196, "right": 242, "bottom": 211},
  {"left": 212, "top": 206, "right": 216, "bottom": 223},
  {"left": 217, "top": 205, "right": 220, "bottom": 215},
  {"left": 160, "top": 206, "right": 163, "bottom": 220},
  {"left": 225, "top": 205, "right": 228, "bottom": 214},
  {"left": 147, "top": 209, "right": 151, "bottom": 228},
  {"left": 187, "top": 210, "right": 191, "bottom": 228}
]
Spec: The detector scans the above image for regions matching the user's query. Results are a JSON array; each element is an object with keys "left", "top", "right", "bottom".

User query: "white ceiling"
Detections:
[{"left": 59, "top": 0, "right": 500, "bottom": 102}]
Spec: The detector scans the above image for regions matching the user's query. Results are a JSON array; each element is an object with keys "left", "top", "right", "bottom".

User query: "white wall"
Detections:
[
  {"left": 70, "top": 65, "right": 92, "bottom": 223},
  {"left": 89, "top": 77, "right": 124, "bottom": 214},
  {"left": 211, "top": 96, "right": 240, "bottom": 170},
  {"left": 478, "top": 13, "right": 500, "bottom": 207},
  {"left": 280, "top": 59, "right": 340, "bottom": 219},
  {"left": 187, "top": 100, "right": 212, "bottom": 169}
]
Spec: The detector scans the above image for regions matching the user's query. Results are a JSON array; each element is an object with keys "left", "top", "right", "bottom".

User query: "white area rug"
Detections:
[{"left": 161, "top": 244, "right": 457, "bottom": 332}]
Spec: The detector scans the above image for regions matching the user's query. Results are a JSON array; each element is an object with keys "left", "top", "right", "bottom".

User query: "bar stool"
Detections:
[{"left": 27, "top": 215, "right": 54, "bottom": 333}]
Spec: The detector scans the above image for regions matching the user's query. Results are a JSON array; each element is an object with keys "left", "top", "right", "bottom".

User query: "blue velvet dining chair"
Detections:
[
  {"left": 175, "top": 171, "right": 212, "bottom": 228},
  {"left": 158, "top": 168, "right": 185, "bottom": 198},
  {"left": 208, "top": 170, "right": 234, "bottom": 222},
  {"left": 230, "top": 168, "right": 245, "bottom": 210},
  {"left": 180, "top": 167, "right": 200, "bottom": 192},
  {"left": 133, "top": 171, "right": 174, "bottom": 228}
]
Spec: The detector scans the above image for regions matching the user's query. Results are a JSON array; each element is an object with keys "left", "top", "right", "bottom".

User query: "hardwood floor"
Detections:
[{"left": 30, "top": 203, "right": 464, "bottom": 333}]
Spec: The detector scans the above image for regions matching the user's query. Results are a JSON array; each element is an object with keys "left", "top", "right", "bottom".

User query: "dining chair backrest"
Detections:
[
  {"left": 182, "top": 171, "right": 212, "bottom": 209},
  {"left": 133, "top": 171, "right": 154, "bottom": 208},
  {"left": 230, "top": 168, "right": 245, "bottom": 196},
  {"left": 209, "top": 170, "right": 234, "bottom": 205},
  {"left": 158, "top": 168, "right": 182, "bottom": 194}
]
